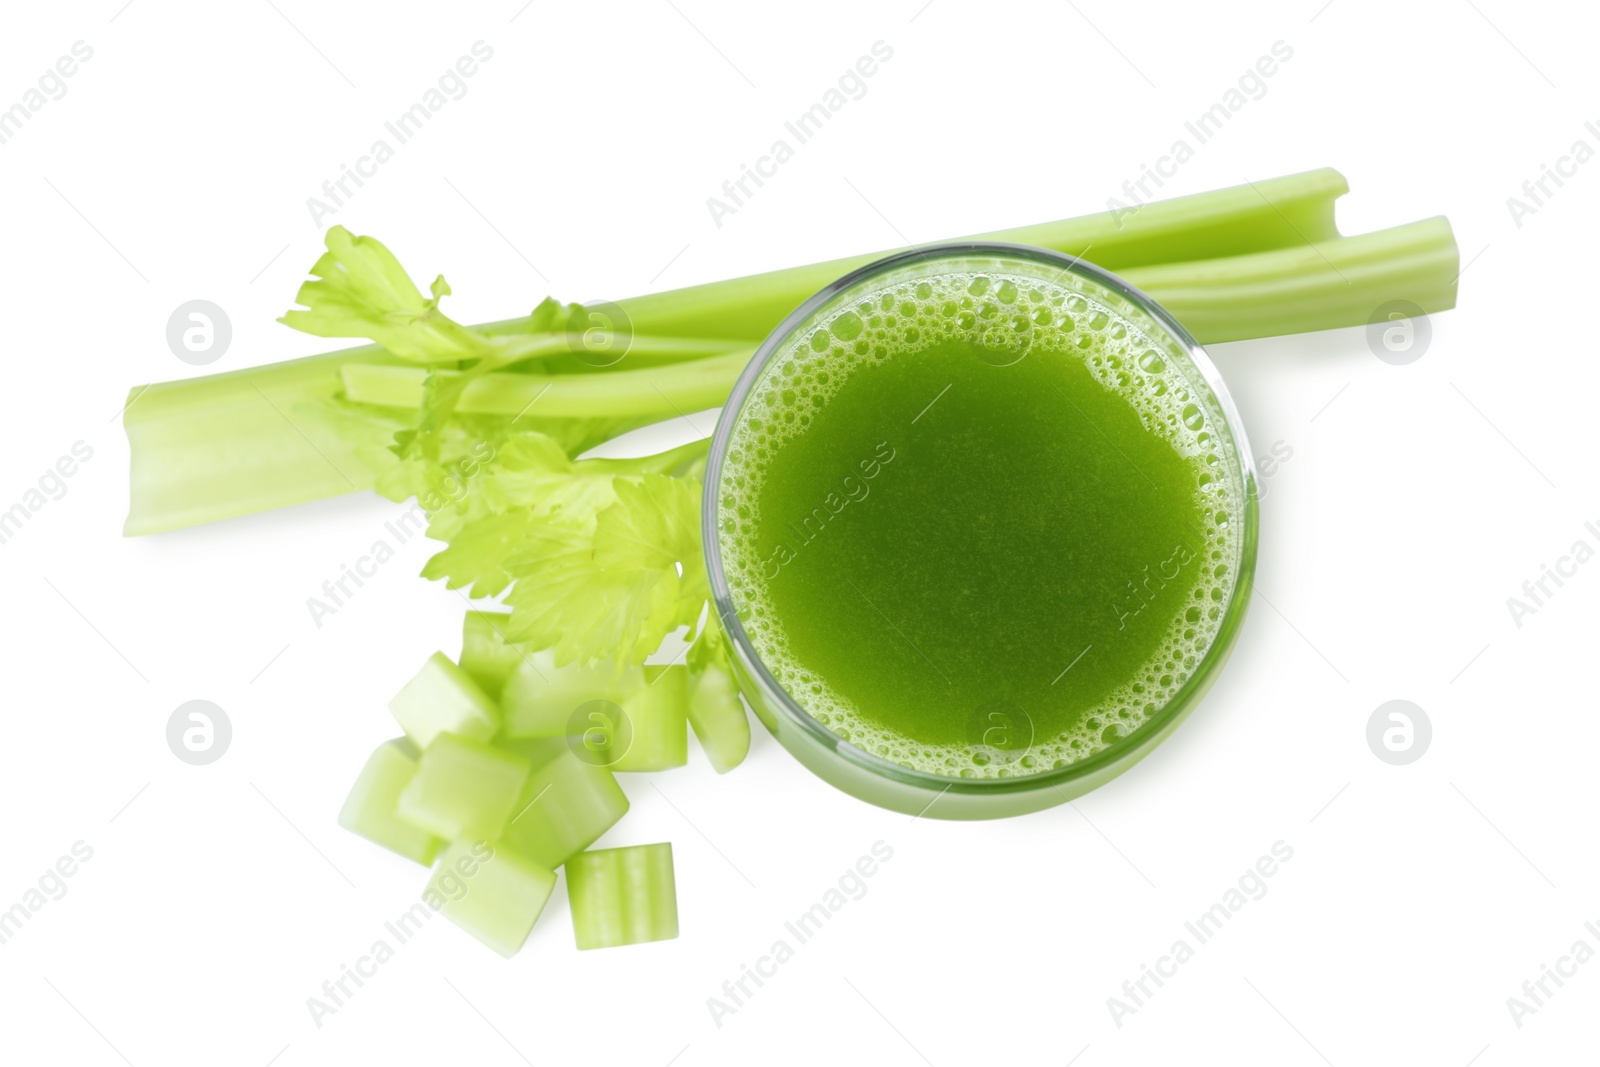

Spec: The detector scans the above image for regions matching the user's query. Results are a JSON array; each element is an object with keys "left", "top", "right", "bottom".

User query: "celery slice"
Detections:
[
  {"left": 460, "top": 611, "right": 525, "bottom": 699},
  {"left": 566, "top": 843, "right": 678, "bottom": 950},
  {"left": 424, "top": 840, "right": 555, "bottom": 958},
  {"left": 337, "top": 738, "right": 443, "bottom": 865},
  {"left": 389, "top": 652, "right": 499, "bottom": 748},
  {"left": 501, "top": 653, "right": 644, "bottom": 738},
  {"left": 498, "top": 740, "right": 630, "bottom": 869},
  {"left": 610, "top": 667, "right": 689, "bottom": 772},
  {"left": 687, "top": 663, "right": 750, "bottom": 774},
  {"left": 397, "top": 734, "right": 530, "bottom": 841}
]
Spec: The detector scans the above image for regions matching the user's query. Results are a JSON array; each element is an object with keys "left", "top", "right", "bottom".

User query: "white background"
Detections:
[{"left": 0, "top": 1, "right": 1594, "bottom": 1064}]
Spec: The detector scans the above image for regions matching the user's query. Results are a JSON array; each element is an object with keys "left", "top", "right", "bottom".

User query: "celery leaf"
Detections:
[
  {"left": 280, "top": 226, "right": 489, "bottom": 363},
  {"left": 592, "top": 475, "right": 700, "bottom": 572}
]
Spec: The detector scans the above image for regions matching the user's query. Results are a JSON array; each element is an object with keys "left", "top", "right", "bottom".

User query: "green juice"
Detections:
[{"left": 716, "top": 255, "right": 1249, "bottom": 780}]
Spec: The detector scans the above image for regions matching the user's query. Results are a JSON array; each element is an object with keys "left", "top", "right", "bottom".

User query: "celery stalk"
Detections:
[
  {"left": 340, "top": 349, "right": 754, "bottom": 418},
  {"left": 566, "top": 843, "right": 679, "bottom": 950},
  {"left": 123, "top": 314, "right": 540, "bottom": 536},
  {"left": 611, "top": 168, "right": 1351, "bottom": 339},
  {"left": 1120, "top": 216, "right": 1459, "bottom": 342},
  {"left": 337, "top": 217, "right": 1459, "bottom": 421},
  {"left": 124, "top": 346, "right": 382, "bottom": 536},
  {"left": 125, "top": 170, "right": 1356, "bottom": 535}
]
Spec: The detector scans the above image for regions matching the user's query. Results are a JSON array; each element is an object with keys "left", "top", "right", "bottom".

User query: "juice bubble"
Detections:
[{"left": 966, "top": 701, "right": 1035, "bottom": 768}]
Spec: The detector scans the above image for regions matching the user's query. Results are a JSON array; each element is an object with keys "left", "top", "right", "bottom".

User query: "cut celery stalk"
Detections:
[
  {"left": 343, "top": 218, "right": 1461, "bottom": 423},
  {"left": 611, "top": 667, "right": 689, "bottom": 772},
  {"left": 424, "top": 840, "right": 555, "bottom": 958},
  {"left": 337, "top": 738, "right": 443, "bottom": 865},
  {"left": 687, "top": 663, "right": 750, "bottom": 775},
  {"left": 122, "top": 342, "right": 388, "bottom": 537},
  {"left": 125, "top": 170, "right": 1364, "bottom": 536},
  {"left": 502, "top": 653, "right": 645, "bottom": 738},
  {"left": 121, "top": 313, "right": 566, "bottom": 537},
  {"left": 606, "top": 169, "right": 1353, "bottom": 340},
  {"left": 389, "top": 652, "right": 499, "bottom": 748},
  {"left": 460, "top": 611, "right": 525, "bottom": 699},
  {"left": 566, "top": 842, "right": 679, "bottom": 950},
  {"left": 498, "top": 740, "right": 630, "bottom": 869},
  {"left": 398, "top": 734, "right": 530, "bottom": 841}
]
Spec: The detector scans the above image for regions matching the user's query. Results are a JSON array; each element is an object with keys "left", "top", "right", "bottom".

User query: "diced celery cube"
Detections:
[
  {"left": 502, "top": 652, "right": 644, "bottom": 738},
  {"left": 337, "top": 738, "right": 443, "bottom": 865},
  {"left": 389, "top": 652, "right": 499, "bottom": 748},
  {"left": 425, "top": 840, "right": 555, "bottom": 958},
  {"left": 566, "top": 699, "right": 633, "bottom": 767},
  {"left": 500, "top": 741, "right": 630, "bottom": 869},
  {"left": 398, "top": 734, "right": 530, "bottom": 841},
  {"left": 566, "top": 842, "right": 679, "bottom": 950},
  {"left": 688, "top": 662, "right": 750, "bottom": 774},
  {"left": 610, "top": 666, "right": 688, "bottom": 772},
  {"left": 460, "top": 611, "right": 525, "bottom": 699}
]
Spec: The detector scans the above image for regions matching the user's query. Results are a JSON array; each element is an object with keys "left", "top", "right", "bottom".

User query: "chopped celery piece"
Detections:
[
  {"left": 501, "top": 653, "right": 644, "bottom": 738},
  {"left": 568, "top": 699, "right": 635, "bottom": 768},
  {"left": 389, "top": 652, "right": 499, "bottom": 748},
  {"left": 566, "top": 842, "right": 679, "bottom": 950},
  {"left": 688, "top": 663, "right": 750, "bottom": 774},
  {"left": 499, "top": 740, "right": 630, "bottom": 869},
  {"left": 337, "top": 738, "right": 443, "bottom": 865},
  {"left": 611, "top": 667, "right": 689, "bottom": 772},
  {"left": 460, "top": 611, "right": 524, "bottom": 698},
  {"left": 424, "top": 840, "right": 555, "bottom": 958},
  {"left": 398, "top": 734, "right": 530, "bottom": 841}
]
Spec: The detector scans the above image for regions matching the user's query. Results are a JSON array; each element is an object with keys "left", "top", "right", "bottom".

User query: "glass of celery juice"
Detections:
[{"left": 704, "top": 243, "right": 1258, "bottom": 819}]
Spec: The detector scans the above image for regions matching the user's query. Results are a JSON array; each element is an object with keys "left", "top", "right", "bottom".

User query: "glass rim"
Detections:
[{"left": 702, "top": 240, "right": 1259, "bottom": 799}]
